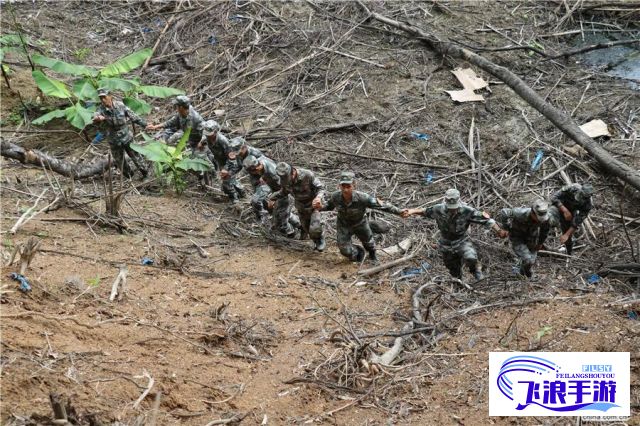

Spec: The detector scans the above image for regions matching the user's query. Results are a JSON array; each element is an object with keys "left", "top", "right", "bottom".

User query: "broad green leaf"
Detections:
[
  {"left": 32, "top": 70, "right": 71, "bottom": 98},
  {"left": 32, "top": 107, "right": 69, "bottom": 125},
  {"left": 32, "top": 54, "right": 98, "bottom": 77},
  {"left": 72, "top": 78, "right": 98, "bottom": 100},
  {"left": 130, "top": 142, "right": 172, "bottom": 163},
  {"left": 176, "top": 158, "right": 213, "bottom": 172},
  {"left": 139, "top": 85, "right": 184, "bottom": 98},
  {"left": 0, "top": 34, "right": 21, "bottom": 46},
  {"left": 99, "top": 48, "right": 152, "bottom": 77},
  {"left": 65, "top": 102, "right": 94, "bottom": 129},
  {"left": 98, "top": 77, "right": 140, "bottom": 93},
  {"left": 173, "top": 126, "right": 191, "bottom": 159},
  {"left": 140, "top": 132, "right": 155, "bottom": 142},
  {"left": 123, "top": 96, "right": 151, "bottom": 115}
]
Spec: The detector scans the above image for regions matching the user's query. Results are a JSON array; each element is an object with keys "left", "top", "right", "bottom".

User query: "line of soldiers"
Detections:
[{"left": 94, "top": 92, "right": 594, "bottom": 281}]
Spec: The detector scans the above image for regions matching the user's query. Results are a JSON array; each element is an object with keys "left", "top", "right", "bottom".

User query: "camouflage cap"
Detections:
[
  {"left": 444, "top": 188, "right": 461, "bottom": 209},
  {"left": 172, "top": 95, "right": 191, "bottom": 107},
  {"left": 97, "top": 87, "right": 110, "bottom": 97},
  {"left": 243, "top": 155, "right": 259, "bottom": 170},
  {"left": 531, "top": 199, "right": 550, "bottom": 222},
  {"left": 579, "top": 183, "right": 594, "bottom": 198},
  {"left": 339, "top": 171, "right": 355, "bottom": 185},
  {"left": 275, "top": 162, "right": 292, "bottom": 177},
  {"left": 202, "top": 120, "right": 220, "bottom": 136},
  {"left": 229, "top": 137, "right": 244, "bottom": 149}
]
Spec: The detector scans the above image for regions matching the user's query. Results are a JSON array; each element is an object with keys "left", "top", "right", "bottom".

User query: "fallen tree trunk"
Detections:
[
  {"left": 1, "top": 139, "right": 109, "bottom": 179},
  {"left": 356, "top": 3, "right": 640, "bottom": 191}
]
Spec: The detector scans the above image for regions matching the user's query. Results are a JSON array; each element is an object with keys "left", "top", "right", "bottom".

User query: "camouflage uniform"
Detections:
[
  {"left": 496, "top": 201, "right": 550, "bottom": 277},
  {"left": 94, "top": 99, "right": 147, "bottom": 178},
  {"left": 270, "top": 163, "right": 326, "bottom": 249},
  {"left": 205, "top": 132, "right": 232, "bottom": 170},
  {"left": 549, "top": 183, "right": 593, "bottom": 255},
  {"left": 221, "top": 138, "right": 261, "bottom": 202},
  {"left": 322, "top": 188, "right": 403, "bottom": 262},
  {"left": 421, "top": 203, "right": 495, "bottom": 279},
  {"left": 190, "top": 145, "right": 216, "bottom": 186},
  {"left": 159, "top": 105, "right": 204, "bottom": 148},
  {"left": 244, "top": 155, "right": 299, "bottom": 236}
]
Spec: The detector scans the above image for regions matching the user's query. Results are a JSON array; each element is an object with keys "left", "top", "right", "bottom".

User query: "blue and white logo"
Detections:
[{"left": 490, "top": 352, "right": 630, "bottom": 417}]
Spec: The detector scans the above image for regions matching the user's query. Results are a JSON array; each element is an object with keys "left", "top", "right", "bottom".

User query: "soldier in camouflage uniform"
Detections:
[
  {"left": 314, "top": 171, "right": 409, "bottom": 263},
  {"left": 407, "top": 189, "right": 507, "bottom": 280},
  {"left": 496, "top": 199, "right": 551, "bottom": 278},
  {"left": 201, "top": 120, "right": 231, "bottom": 171},
  {"left": 93, "top": 88, "right": 147, "bottom": 178},
  {"left": 146, "top": 95, "right": 204, "bottom": 148},
  {"left": 549, "top": 183, "right": 593, "bottom": 255},
  {"left": 270, "top": 162, "right": 326, "bottom": 251},
  {"left": 219, "top": 137, "right": 258, "bottom": 203},
  {"left": 243, "top": 155, "right": 299, "bottom": 236}
]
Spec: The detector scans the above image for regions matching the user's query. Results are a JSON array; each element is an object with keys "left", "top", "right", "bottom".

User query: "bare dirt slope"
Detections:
[{"left": 1, "top": 1, "right": 639, "bottom": 425}]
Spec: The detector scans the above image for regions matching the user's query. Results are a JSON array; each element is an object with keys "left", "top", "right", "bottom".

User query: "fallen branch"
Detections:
[
  {"left": 357, "top": 3, "right": 640, "bottom": 191},
  {"left": 252, "top": 119, "right": 379, "bottom": 147},
  {"left": 132, "top": 370, "right": 154, "bottom": 409},
  {"left": 109, "top": 266, "right": 128, "bottom": 302},
  {"left": 1, "top": 139, "right": 109, "bottom": 179},
  {"left": 546, "top": 39, "right": 640, "bottom": 60},
  {"left": 369, "top": 321, "right": 413, "bottom": 366},
  {"left": 358, "top": 252, "right": 417, "bottom": 276}
]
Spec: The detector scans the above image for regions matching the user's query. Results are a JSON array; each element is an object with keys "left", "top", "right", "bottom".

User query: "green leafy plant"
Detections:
[
  {"left": 73, "top": 47, "right": 91, "bottom": 62},
  {"left": 87, "top": 276, "right": 101, "bottom": 287},
  {"left": 30, "top": 48, "right": 185, "bottom": 129},
  {"left": 130, "top": 127, "right": 212, "bottom": 194},
  {"left": 0, "top": 33, "right": 30, "bottom": 87},
  {"left": 535, "top": 325, "right": 553, "bottom": 341}
]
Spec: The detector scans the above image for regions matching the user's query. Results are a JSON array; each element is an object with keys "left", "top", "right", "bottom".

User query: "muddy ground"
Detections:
[{"left": 1, "top": 1, "right": 639, "bottom": 425}]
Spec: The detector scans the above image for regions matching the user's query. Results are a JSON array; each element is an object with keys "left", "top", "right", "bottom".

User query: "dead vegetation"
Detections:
[{"left": 1, "top": 1, "right": 639, "bottom": 424}]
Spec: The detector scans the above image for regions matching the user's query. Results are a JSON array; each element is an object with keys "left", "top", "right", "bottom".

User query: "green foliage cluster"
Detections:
[
  {"left": 30, "top": 48, "right": 184, "bottom": 129},
  {"left": 131, "top": 128, "right": 212, "bottom": 194}
]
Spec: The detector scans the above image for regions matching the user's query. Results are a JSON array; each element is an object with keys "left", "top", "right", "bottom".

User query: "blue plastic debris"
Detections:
[
  {"left": 529, "top": 149, "right": 544, "bottom": 173},
  {"left": 141, "top": 257, "right": 154, "bottom": 266},
  {"left": 9, "top": 273, "right": 31, "bottom": 293},
  {"left": 154, "top": 18, "right": 164, "bottom": 27},
  {"left": 424, "top": 171, "right": 434, "bottom": 184},
  {"left": 628, "top": 311, "right": 638, "bottom": 321},
  {"left": 229, "top": 15, "right": 243, "bottom": 22},
  {"left": 207, "top": 35, "right": 217, "bottom": 45},
  {"left": 142, "top": 27, "right": 153, "bottom": 33},
  {"left": 401, "top": 262, "right": 431, "bottom": 278},
  {"left": 410, "top": 131, "right": 430, "bottom": 141},
  {"left": 587, "top": 273, "right": 601, "bottom": 284},
  {"left": 92, "top": 132, "right": 104, "bottom": 145}
]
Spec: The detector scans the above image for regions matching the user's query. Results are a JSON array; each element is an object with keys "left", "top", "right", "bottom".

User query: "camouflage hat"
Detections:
[
  {"left": 243, "top": 155, "right": 259, "bottom": 170},
  {"left": 339, "top": 171, "right": 355, "bottom": 185},
  {"left": 579, "top": 183, "right": 594, "bottom": 198},
  {"left": 531, "top": 199, "right": 550, "bottom": 222},
  {"left": 275, "top": 162, "right": 292, "bottom": 177},
  {"left": 172, "top": 95, "right": 191, "bottom": 107},
  {"left": 229, "top": 137, "right": 244, "bottom": 150},
  {"left": 202, "top": 120, "right": 220, "bottom": 136},
  {"left": 444, "top": 188, "right": 461, "bottom": 209},
  {"left": 97, "top": 88, "right": 110, "bottom": 97}
]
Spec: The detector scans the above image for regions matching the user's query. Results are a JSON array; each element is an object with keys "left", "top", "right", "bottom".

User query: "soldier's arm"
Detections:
[
  {"left": 495, "top": 208, "right": 513, "bottom": 230},
  {"left": 161, "top": 114, "right": 178, "bottom": 129},
  {"left": 310, "top": 173, "right": 326, "bottom": 199},
  {"left": 469, "top": 208, "right": 506, "bottom": 236},
  {"left": 124, "top": 105, "right": 147, "bottom": 127},
  {"left": 550, "top": 188, "right": 566, "bottom": 208},
  {"left": 367, "top": 195, "right": 403, "bottom": 216},
  {"left": 572, "top": 199, "right": 592, "bottom": 228}
]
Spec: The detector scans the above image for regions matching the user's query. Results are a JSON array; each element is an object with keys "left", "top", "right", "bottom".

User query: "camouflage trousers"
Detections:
[
  {"left": 336, "top": 219, "right": 375, "bottom": 261},
  {"left": 251, "top": 185, "right": 299, "bottom": 236},
  {"left": 190, "top": 147, "right": 216, "bottom": 187},
  {"left": 438, "top": 238, "right": 479, "bottom": 279},
  {"left": 221, "top": 174, "right": 245, "bottom": 201},
  {"left": 110, "top": 142, "right": 147, "bottom": 178},
  {"left": 295, "top": 200, "right": 324, "bottom": 242},
  {"left": 510, "top": 238, "right": 538, "bottom": 276}
]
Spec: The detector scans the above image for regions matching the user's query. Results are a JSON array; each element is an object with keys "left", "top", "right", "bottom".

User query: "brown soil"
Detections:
[{"left": 1, "top": 1, "right": 639, "bottom": 425}]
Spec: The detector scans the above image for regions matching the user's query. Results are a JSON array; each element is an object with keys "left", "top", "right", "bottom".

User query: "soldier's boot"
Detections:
[
  {"left": 314, "top": 237, "right": 326, "bottom": 252},
  {"left": 449, "top": 268, "right": 462, "bottom": 280},
  {"left": 351, "top": 245, "right": 365, "bottom": 262},
  {"left": 519, "top": 264, "right": 533, "bottom": 278},
  {"left": 564, "top": 238, "right": 573, "bottom": 256},
  {"left": 473, "top": 269, "right": 484, "bottom": 281},
  {"left": 366, "top": 248, "right": 378, "bottom": 264}
]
